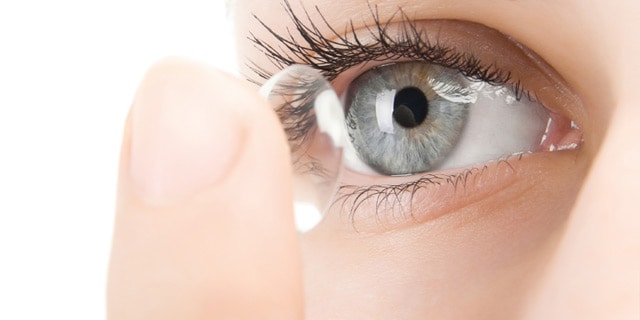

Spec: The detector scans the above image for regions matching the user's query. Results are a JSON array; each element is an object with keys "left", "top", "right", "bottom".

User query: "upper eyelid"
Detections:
[
  {"left": 248, "top": 1, "right": 532, "bottom": 98},
  {"left": 334, "top": 154, "right": 526, "bottom": 232}
]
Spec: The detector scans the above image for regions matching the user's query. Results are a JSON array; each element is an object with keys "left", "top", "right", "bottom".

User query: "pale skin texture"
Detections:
[{"left": 107, "top": 0, "right": 639, "bottom": 319}]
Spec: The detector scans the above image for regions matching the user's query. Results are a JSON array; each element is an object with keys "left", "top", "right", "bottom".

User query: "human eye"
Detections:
[
  {"left": 343, "top": 61, "right": 551, "bottom": 176},
  {"left": 248, "top": 1, "right": 585, "bottom": 232}
]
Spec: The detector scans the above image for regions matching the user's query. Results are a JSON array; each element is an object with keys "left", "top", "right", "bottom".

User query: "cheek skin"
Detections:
[{"left": 300, "top": 149, "right": 587, "bottom": 319}]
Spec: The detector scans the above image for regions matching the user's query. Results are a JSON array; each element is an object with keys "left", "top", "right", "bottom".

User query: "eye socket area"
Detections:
[
  {"left": 247, "top": 7, "right": 587, "bottom": 232},
  {"left": 314, "top": 20, "right": 586, "bottom": 231}
]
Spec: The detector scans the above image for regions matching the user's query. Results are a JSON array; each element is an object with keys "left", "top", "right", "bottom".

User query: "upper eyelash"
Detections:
[
  {"left": 248, "top": 0, "right": 534, "bottom": 146},
  {"left": 248, "top": 0, "right": 527, "bottom": 101}
]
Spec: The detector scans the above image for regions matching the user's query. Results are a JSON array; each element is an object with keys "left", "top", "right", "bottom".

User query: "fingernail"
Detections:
[{"left": 129, "top": 64, "right": 244, "bottom": 206}]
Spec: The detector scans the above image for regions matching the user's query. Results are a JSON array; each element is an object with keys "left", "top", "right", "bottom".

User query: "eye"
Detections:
[
  {"left": 342, "top": 61, "right": 549, "bottom": 176},
  {"left": 249, "top": 3, "right": 586, "bottom": 231}
]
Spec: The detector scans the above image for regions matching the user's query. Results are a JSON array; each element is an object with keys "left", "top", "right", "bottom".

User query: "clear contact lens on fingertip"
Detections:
[{"left": 259, "top": 65, "right": 345, "bottom": 233}]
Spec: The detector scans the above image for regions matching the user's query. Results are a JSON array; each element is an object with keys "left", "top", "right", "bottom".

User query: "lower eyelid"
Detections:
[
  {"left": 334, "top": 158, "right": 519, "bottom": 232},
  {"left": 331, "top": 150, "right": 579, "bottom": 233}
]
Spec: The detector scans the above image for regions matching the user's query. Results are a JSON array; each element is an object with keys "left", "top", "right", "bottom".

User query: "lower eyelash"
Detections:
[{"left": 332, "top": 154, "right": 524, "bottom": 230}]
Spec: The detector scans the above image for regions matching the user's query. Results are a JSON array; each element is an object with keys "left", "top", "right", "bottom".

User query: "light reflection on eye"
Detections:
[{"left": 342, "top": 61, "right": 554, "bottom": 176}]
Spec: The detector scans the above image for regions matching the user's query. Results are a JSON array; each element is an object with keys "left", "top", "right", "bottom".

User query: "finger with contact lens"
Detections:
[
  {"left": 260, "top": 65, "right": 346, "bottom": 233},
  {"left": 108, "top": 59, "right": 303, "bottom": 320}
]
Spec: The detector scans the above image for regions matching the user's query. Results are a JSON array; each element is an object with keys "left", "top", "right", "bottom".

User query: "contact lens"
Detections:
[{"left": 259, "top": 65, "right": 345, "bottom": 233}]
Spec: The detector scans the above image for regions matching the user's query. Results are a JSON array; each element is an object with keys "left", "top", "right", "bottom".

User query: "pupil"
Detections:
[{"left": 392, "top": 86, "right": 428, "bottom": 128}]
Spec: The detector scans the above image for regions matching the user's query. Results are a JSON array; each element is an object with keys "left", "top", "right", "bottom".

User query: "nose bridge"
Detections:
[
  {"left": 610, "top": 1, "right": 640, "bottom": 114},
  {"left": 520, "top": 87, "right": 640, "bottom": 320},
  {"left": 590, "top": 101, "right": 640, "bottom": 194},
  {"left": 578, "top": 54, "right": 640, "bottom": 215},
  {"left": 583, "top": 4, "right": 640, "bottom": 206},
  {"left": 521, "top": 9, "right": 640, "bottom": 311}
]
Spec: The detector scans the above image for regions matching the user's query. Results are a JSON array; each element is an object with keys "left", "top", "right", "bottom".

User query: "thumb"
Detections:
[{"left": 107, "top": 58, "right": 303, "bottom": 319}]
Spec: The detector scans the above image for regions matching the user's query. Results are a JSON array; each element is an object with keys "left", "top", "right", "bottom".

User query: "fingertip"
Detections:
[{"left": 109, "top": 57, "right": 302, "bottom": 319}]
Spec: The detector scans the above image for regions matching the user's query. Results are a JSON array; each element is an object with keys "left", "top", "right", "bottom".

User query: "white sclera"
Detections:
[{"left": 259, "top": 65, "right": 345, "bottom": 233}]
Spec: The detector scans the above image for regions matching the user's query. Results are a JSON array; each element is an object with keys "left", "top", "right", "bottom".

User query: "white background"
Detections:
[{"left": 0, "top": 1, "right": 235, "bottom": 318}]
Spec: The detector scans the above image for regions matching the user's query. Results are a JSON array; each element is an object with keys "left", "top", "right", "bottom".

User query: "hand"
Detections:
[{"left": 107, "top": 58, "right": 303, "bottom": 319}]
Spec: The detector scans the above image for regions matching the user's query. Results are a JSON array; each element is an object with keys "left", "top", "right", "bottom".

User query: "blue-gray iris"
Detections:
[{"left": 344, "top": 62, "right": 474, "bottom": 175}]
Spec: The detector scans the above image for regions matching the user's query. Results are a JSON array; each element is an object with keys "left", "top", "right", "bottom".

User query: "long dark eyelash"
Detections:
[
  {"left": 262, "top": 71, "right": 324, "bottom": 147},
  {"left": 248, "top": 0, "right": 524, "bottom": 97},
  {"left": 248, "top": 0, "right": 531, "bottom": 146}
]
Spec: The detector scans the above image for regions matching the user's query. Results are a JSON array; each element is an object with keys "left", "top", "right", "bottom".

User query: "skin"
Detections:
[{"left": 108, "top": 0, "right": 639, "bottom": 319}]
